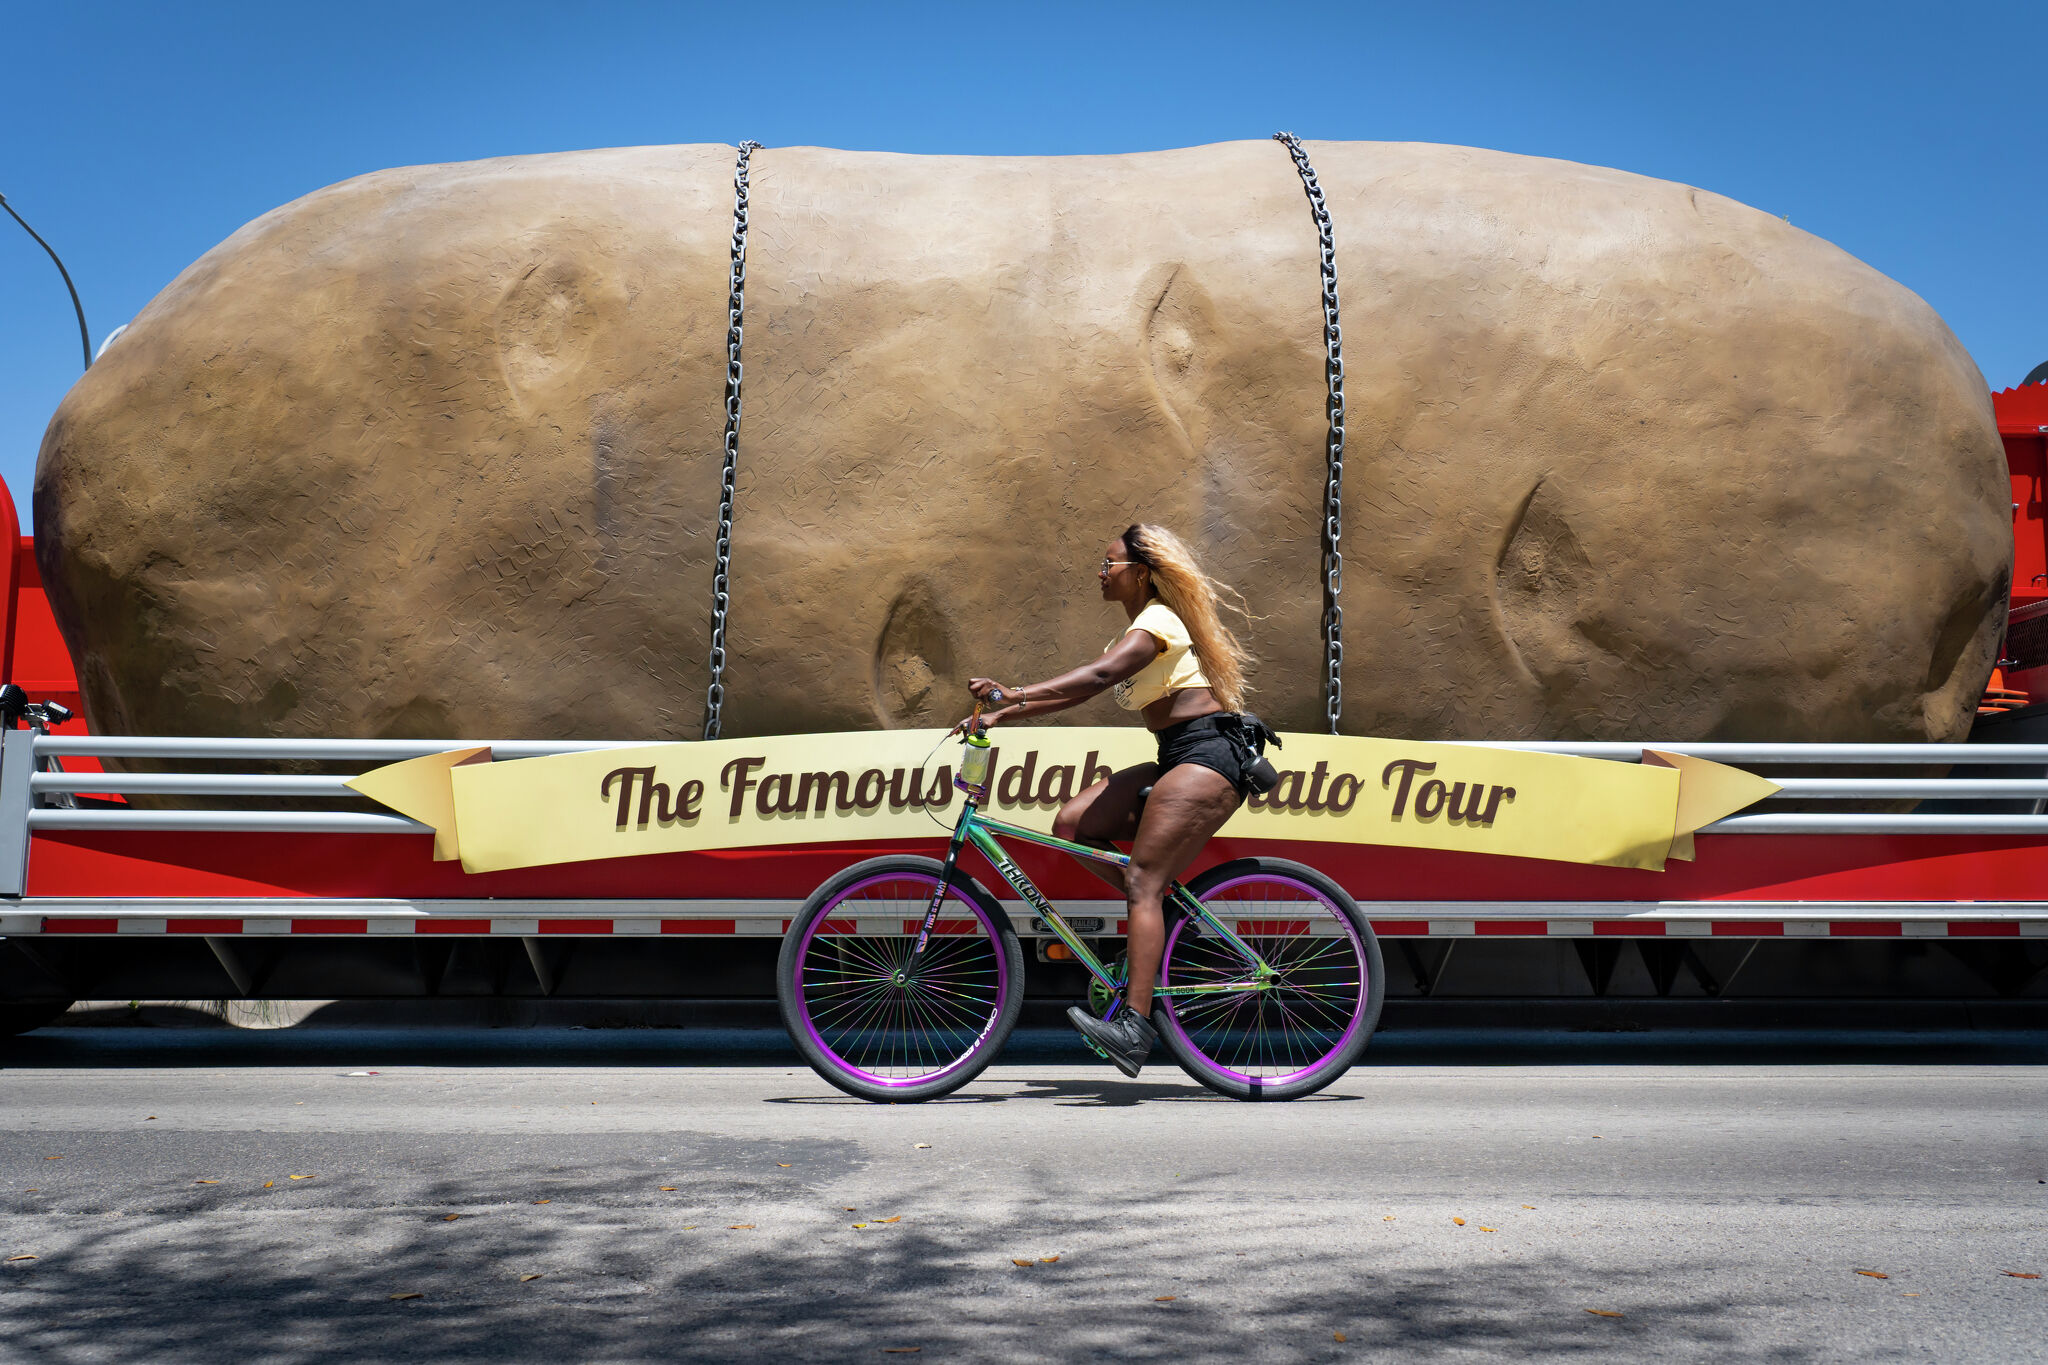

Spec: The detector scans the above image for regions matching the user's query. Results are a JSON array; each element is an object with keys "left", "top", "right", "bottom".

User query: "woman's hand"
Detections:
[{"left": 953, "top": 678, "right": 1018, "bottom": 736}]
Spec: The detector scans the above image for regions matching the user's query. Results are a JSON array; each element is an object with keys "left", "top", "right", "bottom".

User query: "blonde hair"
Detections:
[{"left": 1122, "top": 523, "right": 1257, "bottom": 712}]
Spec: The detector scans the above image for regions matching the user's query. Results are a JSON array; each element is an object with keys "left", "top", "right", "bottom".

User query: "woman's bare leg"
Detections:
[
  {"left": 1051, "top": 763, "right": 1157, "bottom": 897},
  {"left": 1122, "top": 764, "right": 1242, "bottom": 1017}
]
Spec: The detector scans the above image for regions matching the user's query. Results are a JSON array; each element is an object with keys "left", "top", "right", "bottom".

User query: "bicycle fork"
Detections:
[{"left": 911, "top": 798, "right": 981, "bottom": 959}]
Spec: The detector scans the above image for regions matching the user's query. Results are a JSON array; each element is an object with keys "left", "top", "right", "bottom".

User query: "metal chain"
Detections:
[
  {"left": 703, "top": 140, "right": 762, "bottom": 741},
  {"left": 1272, "top": 132, "right": 1347, "bottom": 734}
]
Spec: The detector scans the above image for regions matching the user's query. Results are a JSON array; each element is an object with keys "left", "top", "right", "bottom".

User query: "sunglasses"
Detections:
[{"left": 1099, "top": 559, "right": 1141, "bottom": 574}]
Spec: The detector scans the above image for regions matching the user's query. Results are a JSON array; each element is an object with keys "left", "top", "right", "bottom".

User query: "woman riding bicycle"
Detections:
[{"left": 959, "top": 523, "right": 1276, "bottom": 1077}]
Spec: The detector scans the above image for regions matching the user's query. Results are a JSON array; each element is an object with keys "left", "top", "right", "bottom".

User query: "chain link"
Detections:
[
  {"left": 703, "top": 140, "right": 762, "bottom": 741},
  {"left": 1272, "top": 132, "right": 1347, "bottom": 735}
]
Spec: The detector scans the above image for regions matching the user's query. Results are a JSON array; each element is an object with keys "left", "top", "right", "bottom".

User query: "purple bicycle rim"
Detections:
[
  {"left": 1157, "top": 873, "right": 1367, "bottom": 1087},
  {"left": 796, "top": 872, "right": 1009, "bottom": 1090}
]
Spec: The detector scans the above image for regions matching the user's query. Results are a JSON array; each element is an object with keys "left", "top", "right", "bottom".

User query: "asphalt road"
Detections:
[{"left": 4, "top": 1029, "right": 2046, "bottom": 1363}]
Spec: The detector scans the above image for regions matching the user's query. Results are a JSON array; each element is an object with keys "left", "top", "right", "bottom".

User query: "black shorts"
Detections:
[{"left": 1153, "top": 713, "right": 1268, "bottom": 798}]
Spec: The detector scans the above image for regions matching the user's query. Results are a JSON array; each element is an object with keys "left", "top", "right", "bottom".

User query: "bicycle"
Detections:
[{"left": 775, "top": 697, "right": 1384, "bottom": 1102}]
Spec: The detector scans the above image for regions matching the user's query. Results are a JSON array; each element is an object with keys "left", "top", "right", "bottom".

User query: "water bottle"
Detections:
[{"left": 958, "top": 730, "right": 994, "bottom": 795}]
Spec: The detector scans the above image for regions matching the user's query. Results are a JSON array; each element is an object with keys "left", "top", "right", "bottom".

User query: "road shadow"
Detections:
[
  {"left": 0, "top": 1160, "right": 1796, "bottom": 1364},
  {"left": 7, "top": 1024, "right": 2045, "bottom": 1071}
]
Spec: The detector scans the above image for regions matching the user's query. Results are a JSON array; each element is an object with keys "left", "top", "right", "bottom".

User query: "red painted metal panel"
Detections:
[
  {"left": 1947, "top": 921, "right": 2021, "bottom": 937},
  {"left": 1829, "top": 921, "right": 1902, "bottom": 937},
  {"left": 9, "top": 536, "right": 86, "bottom": 717},
  {"left": 1595, "top": 920, "right": 1662, "bottom": 935},
  {"left": 1370, "top": 920, "right": 1431, "bottom": 935},
  {"left": 1996, "top": 383, "right": 2048, "bottom": 435},
  {"left": 48, "top": 917, "right": 117, "bottom": 933},
  {"left": 537, "top": 918, "right": 611, "bottom": 935},
  {"left": 1714, "top": 921, "right": 1783, "bottom": 936},
  {"left": 30, "top": 829, "right": 2048, "bottom": 905}
]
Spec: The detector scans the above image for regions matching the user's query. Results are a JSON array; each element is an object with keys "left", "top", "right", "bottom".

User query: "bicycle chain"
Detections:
[
  {"left": 1272, "top": 132, "right": 1347, "bottom": 735},
  {"left": 703, "top": 140, "right": 762, "bottom": 741}
]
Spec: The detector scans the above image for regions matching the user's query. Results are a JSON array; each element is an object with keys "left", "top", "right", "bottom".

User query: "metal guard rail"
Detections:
[{"left": 2, "top": 734, "right": 2045, "bottom": 896}]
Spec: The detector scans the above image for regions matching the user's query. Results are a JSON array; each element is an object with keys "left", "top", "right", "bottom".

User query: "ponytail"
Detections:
[{"left": 1123, "top": 523, "right": 1256, "bottom": 712}]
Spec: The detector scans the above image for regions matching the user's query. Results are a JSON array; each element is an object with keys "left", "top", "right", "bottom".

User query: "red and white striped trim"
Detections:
[{"left": 6, "top": 899, "right": 2048, "bottom": 938}]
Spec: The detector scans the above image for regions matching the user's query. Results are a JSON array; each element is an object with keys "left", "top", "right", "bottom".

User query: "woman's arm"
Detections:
[{"left": 965, "top": 629, "right": 1162, "bottom": 728}]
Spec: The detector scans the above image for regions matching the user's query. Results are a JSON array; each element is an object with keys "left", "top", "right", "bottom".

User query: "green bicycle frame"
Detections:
[{"left": 909, "top": 779, "right": 1273, "bottom": 1003}]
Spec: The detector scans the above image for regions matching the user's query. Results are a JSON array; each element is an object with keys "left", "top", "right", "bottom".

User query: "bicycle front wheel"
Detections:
[
  {"left": 776, "top": 855, "right": 1024, "bottom": 1103},
  {"left": 1154, "top": 857, "right": 1383, "bottom": 1101}
]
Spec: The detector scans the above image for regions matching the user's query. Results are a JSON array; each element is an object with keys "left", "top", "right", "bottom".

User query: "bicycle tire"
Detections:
[
  {"left": 776, "top": 855, "right": 1024, "bottom": 1103},
  {"left": 1152, "top": 857, "right": 1383, "bottom": 1101}
]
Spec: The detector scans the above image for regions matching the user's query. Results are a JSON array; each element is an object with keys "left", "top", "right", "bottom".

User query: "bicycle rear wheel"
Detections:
[
  {"left": 1153, "top": 857, "right": 1383, "bottom": 1101},
  {"left": 776, "top": 855, "right": 1024, "bottom": 1103}
]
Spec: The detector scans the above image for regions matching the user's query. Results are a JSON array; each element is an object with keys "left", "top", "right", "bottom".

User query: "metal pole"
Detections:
[{"left": 0, "top": 193, "right": 93, "bottom": 370}]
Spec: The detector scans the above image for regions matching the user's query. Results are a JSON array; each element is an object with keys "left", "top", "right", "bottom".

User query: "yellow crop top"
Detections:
[{"left": 1107, "top": 602, "right": 1211, "bottom": 711}]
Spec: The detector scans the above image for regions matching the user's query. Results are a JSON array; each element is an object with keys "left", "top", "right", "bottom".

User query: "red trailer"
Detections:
[{"left": 4, "top": 386, "right": 2047, "bottom": 1032}]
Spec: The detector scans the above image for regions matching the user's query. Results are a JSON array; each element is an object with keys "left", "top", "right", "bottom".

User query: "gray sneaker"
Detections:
[{"left": 1066, "top": 1004, "right": 1157, "bottom": 1078}]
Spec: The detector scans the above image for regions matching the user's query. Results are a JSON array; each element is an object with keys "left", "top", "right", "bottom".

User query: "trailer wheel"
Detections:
[{"left": 0, "top": 999, "right": 75, "bottom": 1037}]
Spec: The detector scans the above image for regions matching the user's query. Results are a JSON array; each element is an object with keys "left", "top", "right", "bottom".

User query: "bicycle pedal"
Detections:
[{"left": 1080, "top": 1037, "right": 1113, "bottom": 1062}]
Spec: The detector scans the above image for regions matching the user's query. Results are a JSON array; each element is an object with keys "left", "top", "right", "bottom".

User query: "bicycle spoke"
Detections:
[
  {"left": 1161, "top": 873, "right": 1370, "bottom": 1085},
  {"left": 793, "top": 871, "right": 1009, "bottom": 1084}
]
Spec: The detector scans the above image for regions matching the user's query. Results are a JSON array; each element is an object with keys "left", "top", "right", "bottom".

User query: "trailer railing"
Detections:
[{"left": 3, "top": 732, "right": 2046, "bottom": 896}]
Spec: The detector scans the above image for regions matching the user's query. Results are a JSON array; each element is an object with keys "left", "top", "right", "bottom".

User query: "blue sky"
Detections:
[{"left": 3, "top": 1, "right": 2042, "bottom": 528}]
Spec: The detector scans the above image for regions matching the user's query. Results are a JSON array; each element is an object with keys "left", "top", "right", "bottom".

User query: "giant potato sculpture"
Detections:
[{"left": 34, "top": 140, "right": 2008, "bottom": 743}]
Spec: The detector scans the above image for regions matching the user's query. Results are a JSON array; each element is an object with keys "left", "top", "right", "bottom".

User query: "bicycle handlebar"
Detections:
[{"left": 963, "top": 686, "right": 1008, "bottom": 740}]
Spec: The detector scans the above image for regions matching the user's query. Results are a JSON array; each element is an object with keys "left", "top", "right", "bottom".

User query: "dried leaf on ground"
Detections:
[
  {"left": 914, "top": 1143, "right": 931, "bottom": 1149},
  {"left": 1584, "top": 1308, "right": 1624, "bottom": 1318},
  {"left": 1011, "top": 1259, "right": 1034, "bottom": 1267},
  {"left": 877, "top": 1216, "right": 902, "bottom": 1224},
  {"left": 776, "top": 1163, "right": 792, "bottom": 1167},
  {"left": 843, "top": 1206, "right": 858, "bottom": 1211},
  {"left": 193, "top": 1180, "right": 220, "bottom": 1185},
  {"left": 728, "top": 1225, "right": 754, "bottom": 1230},
  {"left": 882, "top": 1350, "right": 922, "bottom": 1355},
  {"left": 442, "top": 1214, "right": 460, "bottom": 1222},
  {"left": 1039, "top": 1255, "right": 1059, "bottom": 1263},
  {"left": 1334, "top": 1331, "right": 1347, "bottom": 1343},
  {"left": 1382, "top": 1215, "right": 1395, "bottom": 1221},
  {"left": 532, "top": 1199, "right": 550, "bottom": 1204},
  {"left": 1855, "top": 1270, "right": 1889, "bottom": 1280},
  {"left": 43, "top": 1157, "right": 61, "bottom": 1161},
  {"left": 146, "top": 1117, "right": 156, "bottom": 1121},
  {"left": 658, "top": 1187, "right": 677, "bottom": 1192},
  {"left": 263, "top": 1182, "right": 274, "bottom": 1189},
  {"left": 2002, "top": 1271, "right": 2041, "bottom": 1279},
  {"left": 1478, "top": 1227, "right": 1496, "bottom": 1232},
  {"left": 1154, "top": 1295, "right": 1177, "bottom": 1303},
  {"left": 1451, "top": 1217, "right": 1466, "bottom": 1226},
  {"left": 520, "top": 1273, "right": 544, "bottom": 1282},
  {"left": 853, "top": 1223, "right": 869, "bottom": 1229},
  {"left": 6, "top": 1255, "right": 36, "bottom": 1262},
  {"left": 389, "top": 1291, "right": 423, "bottom": 1301},
  {"left": 1522, "top": 1205, "right": 1536, "bottom": 1209},
  {"left": 288, "top": 1174, "right": 315, "bottom": 1181}
]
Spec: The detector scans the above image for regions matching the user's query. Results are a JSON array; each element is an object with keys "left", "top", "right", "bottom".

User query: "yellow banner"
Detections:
[{"left": 345, "top": 730, "right": 1778, "bottom": 875}]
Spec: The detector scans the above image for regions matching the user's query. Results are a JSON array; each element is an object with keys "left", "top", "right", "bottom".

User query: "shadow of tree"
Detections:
[{"left": 2, "top": 1147, "right": 1789, "bottom": 1364}]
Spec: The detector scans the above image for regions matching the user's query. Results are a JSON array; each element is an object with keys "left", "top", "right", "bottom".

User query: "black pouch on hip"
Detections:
[{"left": 1226, "top": 713, "right": 1283, "bottom": 797}]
